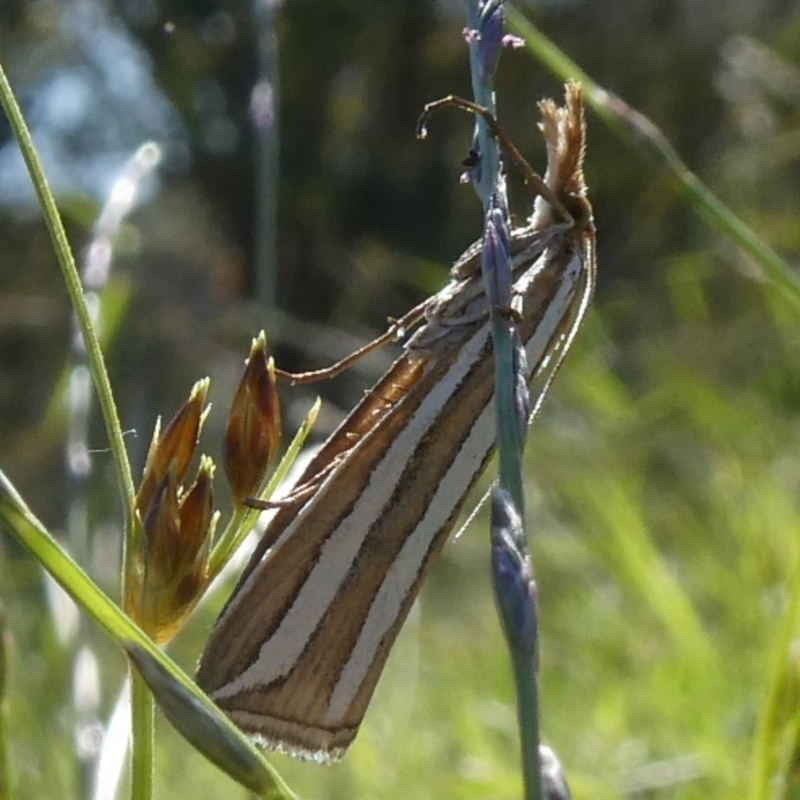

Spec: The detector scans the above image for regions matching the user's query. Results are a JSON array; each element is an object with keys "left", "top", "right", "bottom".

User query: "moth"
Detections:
[{"left": 197, "top": 82, "right": 595, "bottom": 762}]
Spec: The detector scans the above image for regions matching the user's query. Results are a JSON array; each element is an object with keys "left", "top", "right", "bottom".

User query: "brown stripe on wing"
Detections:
[
  {"left": 207, "top": 328, "right": 496, "bottom": 759},
  {"left": 206, "top": 240, "right": 588, "bottom": 759},
  {"left": 308, "top": 239, "right": 590, "bottom": 743},
  {"left": 196, "top": 350, "right": 452, "bottom": 691}
]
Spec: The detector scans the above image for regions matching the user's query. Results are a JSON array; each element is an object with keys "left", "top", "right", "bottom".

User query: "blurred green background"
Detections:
[{"left": 1, "top": 0, "right": 800, "bottom": 798}]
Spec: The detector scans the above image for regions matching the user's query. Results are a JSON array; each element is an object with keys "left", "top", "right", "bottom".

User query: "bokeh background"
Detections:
[{"left": 1, "top": 1, "right": 800, "bottom": 798}]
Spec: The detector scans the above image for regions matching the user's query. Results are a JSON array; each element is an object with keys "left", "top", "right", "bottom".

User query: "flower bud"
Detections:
[
  {"left": 129, "top": 460, "right": 216, "bottom": 644},
  {"left": 137, "top": 379, "right": 210, "bottom": 516},
  {"left": 178, "top": 459, "right": 215, "bottom": 574},
  {"left": 129, "top": 381, "right": 216, "bottom": 644},
  {"left": 224, "top": 332, "right": 282, "bottom": 502}
]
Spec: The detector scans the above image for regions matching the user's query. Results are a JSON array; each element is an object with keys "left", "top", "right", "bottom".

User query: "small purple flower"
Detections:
[
  {"left": 502, "top": 34, "right": 525, "bottom": 50},
  {"left": 462, "top": 26, "right": 480, "bottom": 45}
]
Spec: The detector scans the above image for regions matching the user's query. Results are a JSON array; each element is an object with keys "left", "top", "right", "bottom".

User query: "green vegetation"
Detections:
[{"left": 1, "top": 1, "right": 800, "bottom": 798}]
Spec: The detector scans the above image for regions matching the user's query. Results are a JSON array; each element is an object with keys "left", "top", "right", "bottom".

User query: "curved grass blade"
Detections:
[{"left": 0, "top": 470, "right": 296, "bottom": 799}]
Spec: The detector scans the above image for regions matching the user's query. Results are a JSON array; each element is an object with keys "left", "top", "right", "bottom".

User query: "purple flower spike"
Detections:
[
  {"left": 490, "top": 487, "right": 538, "bottom": 662},
  {"left": 477, "top": 0, "right": 505, "bottom": 83},
  {"left": 513, "top": 333, "right": 530, "bottom": 435},
  {"left": 481, "top": 189, "right": 512, "bottom": 309}
]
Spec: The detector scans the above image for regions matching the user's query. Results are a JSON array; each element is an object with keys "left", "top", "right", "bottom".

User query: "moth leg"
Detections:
[
  {"left": 245, "top": 452, "right": 346, "bottom": 509},
  {"left": 274, "top": 300, "right": 429, "bottom": 385},
  {"left": 416, "top": 94, "right": 575, "bottom": 226}
]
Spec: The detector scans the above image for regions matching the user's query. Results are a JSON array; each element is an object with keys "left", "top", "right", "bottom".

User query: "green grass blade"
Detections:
[
  {"left": 0, "top": 63, "right": 137, "bottom": 520},
  {"left": 0, "top": 470, "right": 296, "bottom": 799},
  {"left": 506, "top": 5, "right": 800, "bottom": 310},
  {"left": 0, "top": 606, "right": 9, "bottom": 800}
]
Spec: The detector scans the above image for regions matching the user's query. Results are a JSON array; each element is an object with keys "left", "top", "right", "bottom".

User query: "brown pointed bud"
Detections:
[
  {"left": 129, "top": 378, "right": 217, "bottom": 644},
  {"left": 130, "top": 458, "right": 217, "bottom": 644},
  {"left": 224, "top": 332, "right": 282, "bottom": 502},
  {"left": 177, "top": 457, "right": 215, "bottom": 572},
  {"left": 142, "top": 469, "right": 182, "bottom": 583},
  {"left": 127, "top": 468, "right": 180, "bottom": 638},
  {"left": 137, "top": 379, "right": 210, "bottom": 518}
]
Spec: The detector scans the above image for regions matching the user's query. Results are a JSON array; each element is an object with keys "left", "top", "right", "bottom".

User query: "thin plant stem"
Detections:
[
  {"left": 0, "top": 607, "right": 9, "bottom": 800},
  {"left": 0, "top": 470, "right": 295, "bottom": 798},
  {"left": 513, "top": 646, "right": 540, "bottom": 799},
  {"left": 0, "top": 64, "right": 137, "bottom": 528},
  {"left": 130, "top": 674, "right": 154, "bottom": 800},
  {"left": 463, "top": 0, "right": 525, "bottom": 512},
  {"left": 252, "top": 0, "right": 280, "bottom": 312},
  {"left": 463, "top": 2, "right": 540, "bottom": 798},
  {"left": 0, "top": 57, "right": 148, "bottom": 799}
]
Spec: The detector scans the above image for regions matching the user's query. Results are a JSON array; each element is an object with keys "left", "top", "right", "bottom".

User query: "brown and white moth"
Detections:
[{"left": 197, "top": 82, "right": 595, "bottom": 763}]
